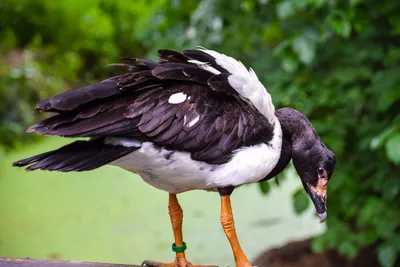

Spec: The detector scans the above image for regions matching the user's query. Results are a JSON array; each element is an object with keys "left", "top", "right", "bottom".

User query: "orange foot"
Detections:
[{"left": 141, "top": 259, "right": 217, "bottom": 267}]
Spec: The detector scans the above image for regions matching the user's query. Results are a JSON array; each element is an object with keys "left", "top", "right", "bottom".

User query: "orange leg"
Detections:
[
  {"left": 220, "top": 195, "right": 252, "bottom": 267},
  {"left": 169, "top": 193, "right": 187, "bottom": 266},
  {"left": 142, "top": 194, "right": 216, "bottom": 267}
]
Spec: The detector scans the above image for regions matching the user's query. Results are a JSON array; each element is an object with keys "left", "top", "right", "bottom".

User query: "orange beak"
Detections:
[{"left": 306, "top": 172, "right": 328, "bottom": 223}]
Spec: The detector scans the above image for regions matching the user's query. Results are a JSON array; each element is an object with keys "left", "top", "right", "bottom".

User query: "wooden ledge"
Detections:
[{"left": 0, "top": 258, "right": 142, "bottom": 267}]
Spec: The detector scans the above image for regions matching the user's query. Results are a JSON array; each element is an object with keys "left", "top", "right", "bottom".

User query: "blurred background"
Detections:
[{"left": 0, "top": 0, "right": 399, "bottom": 266}]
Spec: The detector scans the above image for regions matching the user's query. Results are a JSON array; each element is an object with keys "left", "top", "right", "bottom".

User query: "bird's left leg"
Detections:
[
  {"left": 218, "top": 186, "right": 252, "bottom": 267},
  {"left": 142, "top": 194, "right": 215, "bottom": 267}
]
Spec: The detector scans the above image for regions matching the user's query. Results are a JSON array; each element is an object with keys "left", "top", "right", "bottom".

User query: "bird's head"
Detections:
[{"left": 292, "top": 138, "right": 336, "bottom": 223}]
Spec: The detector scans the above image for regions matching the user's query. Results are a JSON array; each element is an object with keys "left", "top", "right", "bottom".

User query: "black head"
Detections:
[
  {"left": 292, "top": 137, "right": 336, "bottom": 222},
  {"left": 274, "top": 108, "right": 337, "bottom": 222}
]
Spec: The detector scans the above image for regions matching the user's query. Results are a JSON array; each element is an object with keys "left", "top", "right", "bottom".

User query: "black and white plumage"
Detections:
[
  {"left": 13, "top": 47, "right": 337, "bottom": 215},
  {"left": 13, "top": 47, "right": 337, "bottom": 267},
  {"left": 14, "top": 48, "right": 284, "bottom": 193}
]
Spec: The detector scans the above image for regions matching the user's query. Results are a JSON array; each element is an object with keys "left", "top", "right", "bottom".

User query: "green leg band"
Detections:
[{"left": 172, "top": 242, "right": 187, "bottom": 253}]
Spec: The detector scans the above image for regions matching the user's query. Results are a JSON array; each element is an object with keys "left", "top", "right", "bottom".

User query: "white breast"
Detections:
[{"left": 109, "top": 118, "right": 282, "bottom": 194}]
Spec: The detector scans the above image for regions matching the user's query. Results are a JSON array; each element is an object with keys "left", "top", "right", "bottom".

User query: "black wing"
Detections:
[{"left": 23, "top": 49, "right": 274, "bottom": 165}]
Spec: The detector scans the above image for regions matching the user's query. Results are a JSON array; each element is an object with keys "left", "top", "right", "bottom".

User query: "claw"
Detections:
[
  {"left": 141, "top": 260, "right": 216, "bottom": 267},
  {"left": 141, "top": 260, "right": 179, "bottom": 267},
  {"left": 141, "top": 260, "right": 167, "bottom": 267}
]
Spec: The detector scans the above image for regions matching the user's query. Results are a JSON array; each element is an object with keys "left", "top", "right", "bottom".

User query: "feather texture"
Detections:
[
  {"left": 17, "top": 48, "right": 277, "bottom": 166},
  {"left": 13, "top": 140, "right": 138, "bottom": 172},
  {"left": 184, "top": 48, "right": 276, "bottom": 122},
  {"left": 36, "top": 80, "right": 120, "bottom": 112}
]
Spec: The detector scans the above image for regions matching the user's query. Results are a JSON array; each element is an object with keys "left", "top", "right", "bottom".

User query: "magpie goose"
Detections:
[{"left": 13, "top": 48, "right": 336, "bottom": 267}]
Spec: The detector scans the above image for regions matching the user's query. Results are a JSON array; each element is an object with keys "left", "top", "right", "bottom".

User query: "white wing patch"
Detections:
[
  {"left": 190, "top": 48, "right": 276, "bottom": 123},
  {"left": 184, "top": 114, "right": 200, "bottom": 128},
  {"left": 187, "top": 59, "right": 220, "bottom": 75},
  {"left": 168, "top": 92, "right": 187, "bottom": 104}
]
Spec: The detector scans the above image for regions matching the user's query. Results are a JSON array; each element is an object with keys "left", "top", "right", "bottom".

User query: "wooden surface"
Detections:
[{"left": 0, "top": 258, "right": 142, "bottom": 267}]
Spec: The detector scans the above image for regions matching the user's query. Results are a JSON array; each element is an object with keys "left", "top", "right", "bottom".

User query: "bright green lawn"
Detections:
[{"left": 0, "top": 137, "right": 324, "bottom": 265}]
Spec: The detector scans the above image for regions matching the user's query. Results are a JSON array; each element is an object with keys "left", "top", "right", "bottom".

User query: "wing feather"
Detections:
[{"left": 25, "top": 49, "right": 275, "bottom": 165}]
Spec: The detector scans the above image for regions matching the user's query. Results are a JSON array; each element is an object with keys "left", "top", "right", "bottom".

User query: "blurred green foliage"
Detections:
[
  {"left": 1, "top": 0, "right": 400, "bottom": 266},
  {"left": 0, "top": 0, "right": 165, "bottom": 150}
]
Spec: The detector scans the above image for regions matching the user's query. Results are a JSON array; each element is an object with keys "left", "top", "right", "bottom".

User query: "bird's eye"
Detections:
[{"left": 317, "top": 167, "right": 325, "bottom": 175}]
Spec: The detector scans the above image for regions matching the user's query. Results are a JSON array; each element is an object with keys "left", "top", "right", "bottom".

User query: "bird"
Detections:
[{"left": 13, "top": 48, "right": 336, "bottom": 267}]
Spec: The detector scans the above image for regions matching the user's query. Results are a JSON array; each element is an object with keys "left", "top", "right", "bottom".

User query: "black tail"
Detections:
[{"left": 13, "top": 140, "right": 138, "bottom": 172}]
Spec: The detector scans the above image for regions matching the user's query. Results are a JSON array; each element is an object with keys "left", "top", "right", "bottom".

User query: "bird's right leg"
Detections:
[{"left": 142, "top": 194, "right": 215, "bottom": 267}]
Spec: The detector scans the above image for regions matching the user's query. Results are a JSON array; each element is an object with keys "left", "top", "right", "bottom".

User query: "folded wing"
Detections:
[{"left": 25, "top": 49, "right": 276, "bottom": 165}]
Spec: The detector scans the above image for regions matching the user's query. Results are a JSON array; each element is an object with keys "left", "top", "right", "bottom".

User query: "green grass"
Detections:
[{"left": 0, "top": 137, "right": 324, "bottom": 265}]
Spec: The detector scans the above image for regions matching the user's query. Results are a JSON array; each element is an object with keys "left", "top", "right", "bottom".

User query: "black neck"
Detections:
[{"left": 260, "top": 107, "right": 318, "bottom": 181}]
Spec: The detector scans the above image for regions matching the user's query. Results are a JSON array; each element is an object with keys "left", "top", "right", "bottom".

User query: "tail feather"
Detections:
[
  {"left": 12, "top": 140, "right": 138, "bottom": 172},
  {"left": 13, "top": 150, "right": 56, "bottom": 167}
]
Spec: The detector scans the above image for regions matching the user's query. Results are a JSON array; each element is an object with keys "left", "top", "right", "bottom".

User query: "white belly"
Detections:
[{"left": 109, "top": 120, "right": 282, "bottom": 194}]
